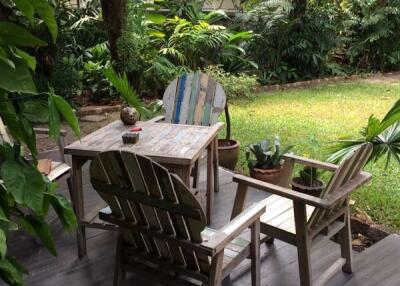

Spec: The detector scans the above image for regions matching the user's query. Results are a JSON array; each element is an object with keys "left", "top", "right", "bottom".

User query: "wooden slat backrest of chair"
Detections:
[
  {"left": 0, "top": 117, "right": 11, "bottom": 144},
  {"left": 308, "top": 143, "right": 373, "bottom": 229},
  {"left": 90, "top": 151, "right": 210, "bottom": 275},
  {"left": 163, "top": 71, "right": 226, "bottom": 126}
]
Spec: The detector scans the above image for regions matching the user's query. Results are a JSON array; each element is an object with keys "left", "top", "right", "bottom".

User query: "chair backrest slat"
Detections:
[
  {"left": 163, "top": 72, "right": 226, "bottom": 126},
  {"left": 90, "top": 151, "right": 209, "bottom": 274},
  {"left": 307, "top": 143, "right": 373, "bottom": 229}
]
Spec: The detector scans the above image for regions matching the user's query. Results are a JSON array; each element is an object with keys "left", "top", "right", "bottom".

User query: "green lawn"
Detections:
[{"left": 219, "top": 81, "right": 400, "bottom": 231}]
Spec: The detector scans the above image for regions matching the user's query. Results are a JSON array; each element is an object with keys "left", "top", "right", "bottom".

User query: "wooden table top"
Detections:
[{"left": 65, "top": 120, "right": 224, "bottom": 165}]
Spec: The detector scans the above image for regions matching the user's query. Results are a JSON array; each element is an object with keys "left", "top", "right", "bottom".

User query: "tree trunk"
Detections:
[
  {"left": 292, "top": 0, "right": 307, "bottom": 17},
  {"left": 100, "top": 0, "right": 126, "bottom": 61}
]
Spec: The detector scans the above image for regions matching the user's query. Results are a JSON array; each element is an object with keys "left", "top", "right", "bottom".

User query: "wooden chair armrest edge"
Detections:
[
  {"left": 283, "top": 153, "right": 338, "bottom": 171},
  {"left": 34, "top": 127, "right": 67, "bottom": 137},
  {"left": 147, "top": 115, "right": 165, "bottom": 123},
  {"left": 233, "top": 174, "right": 328, "bottom": 208},
  {"left": 201, "top": 202, "right": 265, "bottom": 255}
]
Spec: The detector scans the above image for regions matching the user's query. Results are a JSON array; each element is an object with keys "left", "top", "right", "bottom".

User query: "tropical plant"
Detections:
[
  {"left": 103, "top": 67, "right": 148, "bottom": 115},
  {"left": 344, "top": 0, "right": 400, "bottom": 71},
  {"left": 0, "top": 0, "right": 79, "bottom": 285},
  {"left": 327, "top": 98, "right": 400, "bottom": 169},
  {"left": 246, "top": 0, "right": 343, "bottom": 84},
  {"left": 246, "top": 136, "right": 293, "bottom": 169},
  {"left": 50, "top": 0, "right": 109, "bottom": 100},
  {"left": 117, "top": 0, "right": 254, "bottom": 95}
]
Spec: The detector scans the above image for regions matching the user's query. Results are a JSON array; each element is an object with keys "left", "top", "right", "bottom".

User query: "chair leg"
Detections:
[
  {"left": 114, "top": 235, "right": 125, "bottom": 286},
  {"left": 294, "top": 202, "right": 312, "bottom": 286},
  {"left": 66, "top": 176, "right": 73, "bottom": 201},
  {"left": 340, "top": 207, "right": 353, "bottom": 273},
  {"left": 250, "top": 219, "right": 261, "bottom": 286},
  {"left": 192, "top": 160, "right": 200, "bottom": 189}
]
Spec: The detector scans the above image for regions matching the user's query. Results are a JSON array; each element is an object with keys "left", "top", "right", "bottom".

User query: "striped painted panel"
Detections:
[{"left": 163, "top": 72, "right": 226, "bottom": 127}]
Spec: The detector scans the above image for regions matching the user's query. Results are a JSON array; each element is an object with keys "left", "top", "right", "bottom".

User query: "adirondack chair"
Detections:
[
  {"left": 230, "top": 143, "right": 373, "bottom": 286},
  {"left": 161, "top": 72, "right": 227, "bottom": 190},
  {"left": 0, "top": 117, "right": 72, "bottom": 195},
  {"left": 90, "top": 150, "right": 264, "bottom": 286}
]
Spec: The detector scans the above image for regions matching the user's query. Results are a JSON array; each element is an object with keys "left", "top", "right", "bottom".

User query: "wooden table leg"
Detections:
[
  {"left": 71, "top": 156, "right": 88, "bottom": 258},
  {"left": 206, "top": 142, "right": 214, "bottom": 225},
  {"left": 213, "top": 137, "right": 219, "bottom": 193}
]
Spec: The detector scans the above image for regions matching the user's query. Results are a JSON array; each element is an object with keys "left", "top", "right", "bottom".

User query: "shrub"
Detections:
[
  {"left": 204, "top": 65, "right": 258, "bottom": 98},
  {"left": 245, "top": 0, "right": 344, "bottom": 84},
  {"left": 344, "top": 0, "right": 400, "bottom": 71}
]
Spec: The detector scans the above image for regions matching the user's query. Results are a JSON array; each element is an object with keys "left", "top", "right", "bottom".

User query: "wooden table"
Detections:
[{"left": 64, "top": 120, "right": 223, "bottom": 257}]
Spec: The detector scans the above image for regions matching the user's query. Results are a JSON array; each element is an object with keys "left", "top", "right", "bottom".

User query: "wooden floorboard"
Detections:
[{"left": 3, "top": 161, "right": 400, "bottom": 286}]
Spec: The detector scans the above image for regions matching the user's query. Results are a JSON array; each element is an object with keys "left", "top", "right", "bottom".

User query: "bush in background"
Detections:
[{"left": 205, "top": 65, "right": 258, "bottom": 98}]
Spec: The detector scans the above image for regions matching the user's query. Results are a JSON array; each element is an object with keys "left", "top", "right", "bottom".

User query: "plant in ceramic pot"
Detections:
[
  {"left": 218, "top": 104, "right": 240, "bottom": 170},
  {"left": 291, "top": 166, "right": 325, "bottom": 197},
  {"left": 246, "top": 136, "right": 293, "bottom": 184}
]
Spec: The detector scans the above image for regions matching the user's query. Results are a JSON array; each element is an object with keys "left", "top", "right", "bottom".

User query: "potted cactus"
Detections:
[
  {"left": 246, "top": 136, "right": 293, "bottom": 184},
  {"left": 291, "top": 166, "right": 325, "bottom": 197}
]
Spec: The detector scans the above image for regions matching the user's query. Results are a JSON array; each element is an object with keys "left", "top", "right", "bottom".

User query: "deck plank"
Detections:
[{"left": 3, "top": 162, "right": 400, "bottom": 286}]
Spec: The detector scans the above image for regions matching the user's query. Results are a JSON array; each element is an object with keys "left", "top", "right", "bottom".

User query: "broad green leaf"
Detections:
[
  {"left": 145, "top": 13, "right": 166, "bottom": 24},
  {"left": 14, "top": 48, "right": 36, "bottom": 71},
  {"left": 0, "top": 56, "right": 15, "bottom": 69},
  {"left": 148, "top": 29, "right": 166, "bottom": 38},
  {"left": 0, "top": 229, "right": 6, "bottom": 259},
  {"left": 12, "top": 0, "right": 35, "bottom": 21},
  {"left": 51, "top": 94, "right": 80, "bottom": 138},
  {"left": 0, "top": 160, "right": 45, "bottom": 213},
  {"left": 46, "top": 193, "right": 77, "bottom": 231},
  {"left": 0, "top": 257, "right": 25, "bottom": 286},
  {"left": 31, "top": 0, "right": 58, "bottom": 43},
  {"left": 22, "top": 101, "right": 49, "bottom": 123},
  {"left": 0, "top": 22, "right": 47, "bottom": 47},
  {"left": 18, "top": 216, "right": 57, "bottom": 256},
  {"left": 48, "top": 95, "right": 61, "bottom": 139},
  {"left": 0, "top": 57, "right": 37, "bottom": 94}
]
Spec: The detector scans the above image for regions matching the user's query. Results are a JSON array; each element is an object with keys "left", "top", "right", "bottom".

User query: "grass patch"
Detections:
[{"left": 219, "top": 81, "right": 400, "bottom": 231}]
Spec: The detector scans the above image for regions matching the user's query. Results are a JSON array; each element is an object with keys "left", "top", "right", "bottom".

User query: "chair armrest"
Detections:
[
  {"left": 283, "top": 153, "right": 338, "bottom": 172},
  {"left": 147, "top": 115, "right": 165, "bottom": 123},
  {"left": 233, "top": 172, "right": 372, "bottom": 209},
  {"left": 201, "top": 202, "right": 265, "bottom": 255},
  {"left": 34, "top": 127, "right": 67, "bottom": 137}
]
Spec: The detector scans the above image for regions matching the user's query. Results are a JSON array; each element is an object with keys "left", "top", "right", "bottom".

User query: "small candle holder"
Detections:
[{"left": 122, "top": 132, "right": 139, "bottom": 144}]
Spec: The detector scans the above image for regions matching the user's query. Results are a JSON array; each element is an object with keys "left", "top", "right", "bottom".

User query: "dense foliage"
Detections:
[
  {"left": 0, "top": 0, "right": 78, "bottom": 284},
  {"left": 245, "top": 0, "right": 400, "bottom": 84},
  {"left": 116, "top": 0, "right": 254, "bottom": 96}
]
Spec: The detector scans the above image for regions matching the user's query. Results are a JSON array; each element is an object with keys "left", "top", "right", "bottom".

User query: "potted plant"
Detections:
[
  {"left": 246, "top": 136, "right": 293, "bottom": 184},
  {"left": 291, "top": 166, "right": 325, "bottom": 197},
  {"left": 218, "top": 104, "right": 240, "bottom": 170}
]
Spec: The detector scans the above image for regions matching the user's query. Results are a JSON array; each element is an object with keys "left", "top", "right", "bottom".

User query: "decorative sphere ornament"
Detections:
[{"left": 120, "top": 106, "right": 139, "bottom": 125}]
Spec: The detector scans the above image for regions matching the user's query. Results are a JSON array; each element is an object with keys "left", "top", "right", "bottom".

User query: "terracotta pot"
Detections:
[
  {"left": 291, "top": 177, "right": 325, "bottom": 197},
  {"left": 218, "top": 139, "right": 240, "bottom": 170},
  {"left": 249, "top": 165, "right": 284, "bottom": 185}
]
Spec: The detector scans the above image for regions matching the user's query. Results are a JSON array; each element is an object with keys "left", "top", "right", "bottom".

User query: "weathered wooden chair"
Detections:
[
  {"left": 230, "top": 143, "right": 373, "bottom": 286},
  {"left": 161, "top": 71, "right": 227, "bottom": 190},
  {"left": 90, "top": 150, "right": 264, "bottom": 286},
  {"left": 0, "top": 117, "right": 72, "bottom": 195}
]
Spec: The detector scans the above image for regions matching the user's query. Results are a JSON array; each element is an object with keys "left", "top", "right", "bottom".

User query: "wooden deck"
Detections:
[{"left": 4, "top": 163, "right": 400, "bottom": 286}]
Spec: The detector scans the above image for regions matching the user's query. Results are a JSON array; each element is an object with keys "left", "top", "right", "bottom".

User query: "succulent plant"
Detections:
[{"left": 246, "top": 136, "right": 293, "bottom": 169}]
